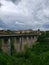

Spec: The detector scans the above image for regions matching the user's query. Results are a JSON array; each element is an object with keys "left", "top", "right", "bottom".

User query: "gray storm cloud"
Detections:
[
  {"left": 0, "top": 3, "right": 3, "bottom": 7},
  {"left": 7, "top": 0, "right": 21, "bottom": 4},
  {"left": 0, "top": 0, "right": 49, "bottom": 30}
]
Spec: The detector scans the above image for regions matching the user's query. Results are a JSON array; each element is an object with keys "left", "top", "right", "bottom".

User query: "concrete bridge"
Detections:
[{"left": 0, "top": 34, "right": 38, "bottom": 55}]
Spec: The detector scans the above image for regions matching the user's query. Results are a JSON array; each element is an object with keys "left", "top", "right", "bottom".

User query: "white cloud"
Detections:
[
  {"left": 0, "top": 0, "right": 49, "bottom": 30},
  {"left": 15, "top": 21, "right": 24, "bottom": 25}
]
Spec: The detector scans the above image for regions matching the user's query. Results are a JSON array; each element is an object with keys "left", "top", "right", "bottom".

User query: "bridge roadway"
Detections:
[{"left": 0, "top": 34, "right": 38, "bottom": 38}]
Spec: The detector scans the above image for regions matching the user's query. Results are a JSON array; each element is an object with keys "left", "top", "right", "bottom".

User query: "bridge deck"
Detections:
[{"left": 0, "top": 34, "right": 38, "bottom": 38}]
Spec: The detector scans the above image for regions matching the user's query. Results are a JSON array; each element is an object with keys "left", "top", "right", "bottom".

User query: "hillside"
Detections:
[{"left": 0, "top": 32, "right": 49, "bottom": 65}]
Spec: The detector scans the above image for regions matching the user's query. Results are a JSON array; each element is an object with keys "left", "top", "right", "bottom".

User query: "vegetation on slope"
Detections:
[{"left": 0, "top": 32, "right": 49, "bottom": 65}]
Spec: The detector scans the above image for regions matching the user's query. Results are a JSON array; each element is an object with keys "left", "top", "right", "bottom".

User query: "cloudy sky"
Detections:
[{"left": 0, "top": 0, "right": 49, "bottom": 30}]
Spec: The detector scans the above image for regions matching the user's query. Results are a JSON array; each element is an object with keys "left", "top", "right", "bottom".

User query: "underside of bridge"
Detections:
[{"left": 0, "top": 35, "right": 38, "bottom": 55}]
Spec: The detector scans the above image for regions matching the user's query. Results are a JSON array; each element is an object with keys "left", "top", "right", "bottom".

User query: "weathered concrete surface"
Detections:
[
  {"left": 14, "top": 37, "right": 20, "bottom": 52},
  {"left": 2, "top": 38, "right": 11, "bottom": 55},
  {"left": 0, "top": 34, "right": 38, "bottom": 54}
]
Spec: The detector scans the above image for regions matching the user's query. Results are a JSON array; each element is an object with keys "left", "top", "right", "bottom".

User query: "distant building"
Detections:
[{"left": 0, "top": 29, "right": 43, "bottom": 35}]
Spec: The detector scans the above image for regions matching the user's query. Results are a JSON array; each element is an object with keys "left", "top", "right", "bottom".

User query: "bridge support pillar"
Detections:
[
  {"left": 14, "top": 37, "right": 22, "bottom": 52},
  {"left": 2, "top": 38, "right": 11, "bottom": 55},
  {"left": 22, "top": 37, "right": 27, "bottom": 51},
  {"left": 21, "top": 37, "right": 36, "bottom": 51},
  {"left": 31, "top": 36, "right": 38, "bottom": 46},
  {"left": 26, "top": 37, "right": 32, "bottom": 48},
  {"left": 34, "top": 36, "right": 38, "bottom": 41},
  {"left": 31, "top": 37, "right": 35, "bottom": 47}
]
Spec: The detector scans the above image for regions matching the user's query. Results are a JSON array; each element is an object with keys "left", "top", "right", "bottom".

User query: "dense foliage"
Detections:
[
  {"left": 0, "top": 41, "right": 49, "bottom": 65},
  {"left": 0, "top": 32, "right": 49, "bottom": 65}
]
